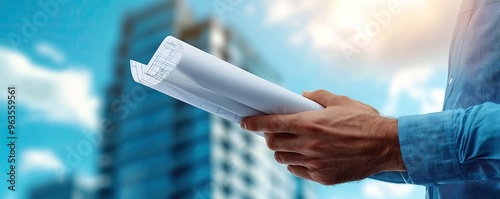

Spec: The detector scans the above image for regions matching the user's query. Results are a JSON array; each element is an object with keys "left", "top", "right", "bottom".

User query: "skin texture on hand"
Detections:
[{"left": 241, "top": 90, "right": 406, "bottom": 185}]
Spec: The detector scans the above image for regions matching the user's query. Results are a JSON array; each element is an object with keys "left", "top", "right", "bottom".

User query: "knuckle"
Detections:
[
  {"left": 267, "top": 117, "right": 281, "bottom": 132},
  {"left": 288, "top": 115, "right": 299, "bottom": 125},
  {"left": 309, "top": 170, "right": 333, "bottom": 185},
  {"left": 319, "top": 179, "right": 337, "bottom": 185},
  {"left": 246, "top": 120, "right": 256, "bottom": 131},
  {"left": 356, "top": 100, "right": 379, "bottom": 114},
  {"left": 288, "top": 116, "right": 303, "bottom": 132},
  {"left": 315, "top": 89, "right": 331, "bottom": 98},
  {"left": 305, "top": 159, "right": 324, "bottom": 169},
  {"left": 297, "top": 121, "right": 311, "bottom": 130},
  {"left": 274, "top": 152, "right": 283, "bottom": 163},
  {"left": 288, "top": 166, "right": 300, "bottom": 177},
  {"left": 337, "top": 95, "right": 350, "bottom": 101},
  {"left": 296, "top": 120, "right": 321, "bottom": 133},
  {"left": 266, "top": 136, "right": 278, "bottom": 151},
  {"left": 315, "top": 89, "right": 329, "bottom": 95},
  {"left": 303, "top": 140, "right": 324, "bottom": 154}
]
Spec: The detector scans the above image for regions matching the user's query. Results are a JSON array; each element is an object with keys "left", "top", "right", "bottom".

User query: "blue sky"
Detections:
[{"left": 0, "top": 0, "right": 462, "bottom": 198}]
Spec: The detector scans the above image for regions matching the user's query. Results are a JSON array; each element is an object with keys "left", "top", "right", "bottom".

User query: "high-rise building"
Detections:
[
  {"left": 29, "top": 178, "right": 73, "bottom": 199},
  {"left": 29, "top": 175, "right": 97, "bottom": 199},
  {"left": 99, "top": 1, "right": 316, "bottom": 198}
]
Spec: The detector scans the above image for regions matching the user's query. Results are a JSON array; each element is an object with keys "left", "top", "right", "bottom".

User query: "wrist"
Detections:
[{"left": 375, "top": 117, "right": 407, "bottom": 172}]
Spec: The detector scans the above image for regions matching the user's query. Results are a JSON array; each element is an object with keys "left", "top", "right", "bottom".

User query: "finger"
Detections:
[
  {"left": 264, "top": 133, "right": 302, "bottom": 152},
  {"left": 303, "top": 89, "right": 335, "bottom": 107},
  {"left": 241, "top": 114, "right": 293, "bottom": 133},
  {"left": 287, "top": 165, "right": 312, "bottom": 180},
  {"left": 274, "top": 152, "right": 308, "bottom": 166}
]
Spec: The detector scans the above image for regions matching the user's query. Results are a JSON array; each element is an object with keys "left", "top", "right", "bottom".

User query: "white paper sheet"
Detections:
[{"left": 130, "top": 36, "right": 324, "bottom": 126}]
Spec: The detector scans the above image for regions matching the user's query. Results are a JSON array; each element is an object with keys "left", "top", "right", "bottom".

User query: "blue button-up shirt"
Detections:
[{"left": 371, "top": 0, "right": 500, "bottom": 198}]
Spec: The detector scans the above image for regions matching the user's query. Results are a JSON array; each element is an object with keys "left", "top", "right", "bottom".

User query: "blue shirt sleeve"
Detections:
[{"left": 370, "top": 102, "right": 500, "bottom": 186}]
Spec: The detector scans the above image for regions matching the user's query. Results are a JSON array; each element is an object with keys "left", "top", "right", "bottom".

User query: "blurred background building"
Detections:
[
  {"left": 30, "top": 178, "right": 74, "bottom": 199},
  {"left": 98, "top": 0, "right": 317, "bottom": 198},
  {"left": 29, "top": 175, "right": 97, "bottom": 199}
]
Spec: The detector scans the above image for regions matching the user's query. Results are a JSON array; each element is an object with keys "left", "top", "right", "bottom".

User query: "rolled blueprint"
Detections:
[{"left": 130, "top": 36, "right": 324, "bottom": 125}]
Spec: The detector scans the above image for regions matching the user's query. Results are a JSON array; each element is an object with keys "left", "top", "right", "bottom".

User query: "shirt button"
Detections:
[{"left": 448, "top": 78, "right": 454, "bottom": 85}]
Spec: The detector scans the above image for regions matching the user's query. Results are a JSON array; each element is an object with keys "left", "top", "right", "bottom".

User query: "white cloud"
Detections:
[
  {"left": 75, "top": 174, "right": 99, "bottom": 189},
  {"left": 265, "top": 0, "right": 317, "bottom": 23},
  {"left": 362, "top": 180, "right": 414, "bottom": 199},
  {"left": 262, "top": 0, "right": 460, "bottom": 73},
  {"left": 382, "top": 65, "right": 445, "bottom": 115},
  {"left": 264, "top": 0, "right": 296, "bottom": 24},
  {"left": 35, "top": 42, "right": 66, "bottom": 64},
  {"left": 0, "top": 46, "right": 100, "bottom": 129},
  {"left": 20, "top": 149, "right": 64, "bottom": 172}
]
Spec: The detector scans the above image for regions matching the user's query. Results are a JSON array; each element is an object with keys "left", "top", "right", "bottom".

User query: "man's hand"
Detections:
[{"left": 241, "top": 90, "right": 406, "bottom": 185}]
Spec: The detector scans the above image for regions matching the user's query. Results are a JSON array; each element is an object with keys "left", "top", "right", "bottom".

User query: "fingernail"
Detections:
[
  {"left": 240, "top": 122, "right": 247, "bottom": 130},
  {"left": 302, "top": 91, "right": 310, "bottom": 95}
]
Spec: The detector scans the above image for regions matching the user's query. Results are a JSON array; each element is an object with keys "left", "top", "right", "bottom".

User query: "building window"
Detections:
[
  {"left": 242, "top": 195, "right": 253, "bottom": 199},
  {"left": 222, "top": 184, "right": 233, "bottom": 196},
  {"left": 221, "top": 161, "right": 234, "bottom": 174},
  {"left": 242, "top": 133, "right": 253, "bottom": 146},
  {"left": 220, "top": 138, "right": 232, "bottom": 152},
  {"left": 242, "top": 173, "right": 254, "bottom": 186},
  {"left": 222, "top": 119, "right": 232, "bottom": 130},
  {"left": 171, "top": 163, "right": 194, "bottom": 179},
  {"left": 242, "top": 152, "right": 253, "bottom": 165}
]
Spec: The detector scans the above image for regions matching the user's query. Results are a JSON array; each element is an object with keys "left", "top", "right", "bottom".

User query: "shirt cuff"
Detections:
[
  {"left": 369, "top": 171, "right": 413, "bottom": 184},
  {"left": 398, "top": 110, "right": 464, "bottom": 186}
]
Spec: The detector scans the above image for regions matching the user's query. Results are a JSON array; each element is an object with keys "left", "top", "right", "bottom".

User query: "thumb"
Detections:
[{"left": 303, "top": 89, "right": 334, "bottom": 107}]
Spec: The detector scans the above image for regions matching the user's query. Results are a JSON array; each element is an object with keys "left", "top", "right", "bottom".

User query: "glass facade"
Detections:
[
  {"left": 29, "top": 176, "right": 97, "bottom": 199},
  {"left": 29, "top": 178, "right": 73, "bottom": 199}
]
